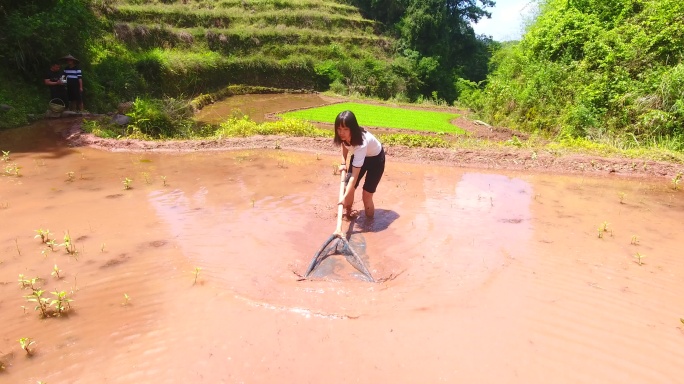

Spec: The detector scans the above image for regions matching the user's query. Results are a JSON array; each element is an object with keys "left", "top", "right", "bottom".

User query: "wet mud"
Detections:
[{"left": 1, "top": 116, "right": 684, "bottom": 383}]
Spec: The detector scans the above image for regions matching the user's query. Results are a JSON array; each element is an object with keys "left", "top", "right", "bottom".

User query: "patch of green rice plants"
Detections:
[
  {"left": 282, "top": 102, "right": 464, "bottom": 134},
  {"left": 214, "top": 117, "right": 329, "bottom": 138},
  {"left": 378, "top": 133, "right": 451, "bottom": 149}
]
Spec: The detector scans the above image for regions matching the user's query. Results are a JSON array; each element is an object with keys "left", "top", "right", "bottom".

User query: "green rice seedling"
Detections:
[
  {"left": 316, "top": 153, "right": 321, "bottom": 160},
  {"left": 161, "top": 176, "right": 167, "bottom": 186},
  {"left": 630, "top": 235, "right": 639, "bottom": 245},
  {"left": 50, "top": 290, "right": 73, "bottom": 315},
  {"left": 597, "top": 221, "right": 611, "bottom": 238},
  {"left": 1, "top": 150, "right": 9, "bottom": 162},
  {"left": 60, "top": 231, "right": 77, "bottom": 256},
  {"left": 25, "top": 289, "right": 50, "bottom": 317},
  {"left": 193, "top": 266, "right": 201, "bottom": 285},
  {"left": 18, "top": 274, "right": 39, "bottom": 290},
  {"left": 34, "top": 229, "right": 51, "bottom": 243},
  {"left": 618, "top": 192, "right": 626, "bottom": 204},
  {"left": 18, "top": 337, "right": 35, "bottom": 356},
  {"left": 46, "top": 239, "right": 58, "bottom": 251},
  {"left": 634, "top": 252, "right": 646, "bottom": 266},
  {"left": 51, "top": 264, "right": 62, "bottom": 279},
  {"left": 673, "top": 172, "right": 682, "bottom": 190},
  {"left": 4, "top": 163, "right": 20, "bottom": 176},
  {"left": 66, "top": 171, "right": 75, "bottom": 182},
  {"left": 122, "top": 293, "right": 131, "bottom": 306},
  {"left": 122, "top": 177, "right": 133, "bottom": 190},
  {"left": 101, "top": 243, "right": 106, "bottom": 253},
  {"left": 275, "top": 141, "right": 281, "bottom": 149}
]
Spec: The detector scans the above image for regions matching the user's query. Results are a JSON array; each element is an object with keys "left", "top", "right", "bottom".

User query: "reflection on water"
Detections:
[{"left": 1, "top": 121, "right": 683, "bottom": 383}]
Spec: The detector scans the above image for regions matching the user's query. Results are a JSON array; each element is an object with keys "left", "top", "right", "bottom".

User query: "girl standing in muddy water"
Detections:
[{"left": 334, "top": 110, "right": 385, "bottom": 219}]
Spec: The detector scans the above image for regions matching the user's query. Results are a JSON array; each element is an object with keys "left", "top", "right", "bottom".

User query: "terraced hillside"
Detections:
[{"left": 101, "top": 0, "right": 397, "bottom": 96}]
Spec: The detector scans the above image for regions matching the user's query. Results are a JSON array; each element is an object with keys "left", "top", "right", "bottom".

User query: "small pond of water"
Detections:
[{"left": 0, "top": 119, "right": 683, "bottom": 383}]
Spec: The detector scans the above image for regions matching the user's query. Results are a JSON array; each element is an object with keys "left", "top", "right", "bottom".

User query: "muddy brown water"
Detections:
[
  {"left": 194, "top": 93, "right": 332, "bottom": 124},
  {"left": 1, "top": 119, "right": 684, "bottom": 383}
]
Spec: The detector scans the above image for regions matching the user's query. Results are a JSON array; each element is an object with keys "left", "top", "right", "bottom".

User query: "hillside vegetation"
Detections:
[
  {"left": 0, "top": 0, "right": 495, "bottom": 128},
  {"left": 461, "top": 0, "right": 684, "bottom": 151}
]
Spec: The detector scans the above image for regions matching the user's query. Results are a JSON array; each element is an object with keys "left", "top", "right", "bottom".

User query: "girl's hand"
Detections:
[{"left": 338, "top": 164, "right": 346, "bottom": 173}]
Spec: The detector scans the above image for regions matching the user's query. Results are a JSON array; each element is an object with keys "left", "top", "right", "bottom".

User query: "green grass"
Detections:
[{"left": 282, "top": 102, "right": 464, "bottom": 134}]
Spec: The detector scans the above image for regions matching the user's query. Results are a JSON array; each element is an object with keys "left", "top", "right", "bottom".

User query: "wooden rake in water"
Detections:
[{"left": 304, "top": 167, "right": 374, "bottom": 282}]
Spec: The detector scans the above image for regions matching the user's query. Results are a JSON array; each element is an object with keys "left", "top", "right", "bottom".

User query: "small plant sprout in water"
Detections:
[
  {"left": 66, "top": 171, "right": 75, "bottom": 182},
  {"left": 618, "top": 192, "right": 626, "bottom": 204},
  {"left": 122, "top": 177, "right": 132, "bottom": 190},
  {"left": 51, "top": 264, "right": 62, "bottom": 279},
  {"left": 630, "top": 235, "right": 639, "bottom": 245},
  {"left": 1, "top": 150, "right": 10, "bottom": 162},
  {"left": 50, "top": 290, "right": 73, "bottom": 315},
  {"left": 597, "top": 221, "right": 611, "bottom": 238},
  {"left": 193, "top": 266, "right": 202, "bottom": 285},
  {"left": 101, "top": 243, "right": 106, "bottom": 253},
  {"left": 34, "top": 229, "right": 51, "bottom": 243},
  {"left": 19, "top": 337, "right": 35, "bottom": 356},
  {"left": 4, "top": 163, "right": 21, "bottom": 176},
  {"left": 122, "top": 293, "right": 131, "bottom": 306},
  {"left": 161, "top": 175, "right": 167, "bottom": 186},
  {"left": 18, "top": 274, "right": 39, "bottom": 290},
  {"left": 25, "top": 289, "right": 50, "bottom": 317},
  {"left": 46, "top": 239, "right": 58, "bottom": 251},
  {"left": 673, "top": 172, "right": 683, "bottom": 190},
  {"left": 634, "top": 252, "right": 646, "bottom": 266},
  {"left": 61, "top": 231, "right": 77, "bottom": 256}
]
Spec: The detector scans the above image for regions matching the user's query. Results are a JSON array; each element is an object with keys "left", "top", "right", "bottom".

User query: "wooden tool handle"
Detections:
[{"left": 335, "top": 167, "right": 346, "bottom": 235}]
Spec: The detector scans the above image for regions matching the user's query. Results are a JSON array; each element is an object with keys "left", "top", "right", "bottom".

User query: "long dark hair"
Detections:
[{"left": 333, "top": 110, "right": 365, "bottom": 146}]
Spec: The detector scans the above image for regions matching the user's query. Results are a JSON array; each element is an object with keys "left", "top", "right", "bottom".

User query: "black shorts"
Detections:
[
  {"left": 67, "top": 83, "right": 82, "bottom": 103},
  {"left": 347, "top": 147, "right": 385, "bottom": 193}
]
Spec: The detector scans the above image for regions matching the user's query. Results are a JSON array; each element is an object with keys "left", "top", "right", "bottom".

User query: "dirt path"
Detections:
[{"left": 60, "top": 121, "right": 683, "bottom": 181}]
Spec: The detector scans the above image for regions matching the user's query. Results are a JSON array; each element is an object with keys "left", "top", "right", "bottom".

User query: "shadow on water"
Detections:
[{"left": 0, "top": 118, "right": 81, "bottom": 158}]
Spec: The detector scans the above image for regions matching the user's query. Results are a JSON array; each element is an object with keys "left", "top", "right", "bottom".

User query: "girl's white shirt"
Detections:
[{"left": 343, "top": 130, "right": 382, "bottom": 167}]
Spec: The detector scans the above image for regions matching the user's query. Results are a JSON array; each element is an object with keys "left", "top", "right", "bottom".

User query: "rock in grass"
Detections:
[{"left": 0, "top": 104, "right": 12, "bottom": 112}]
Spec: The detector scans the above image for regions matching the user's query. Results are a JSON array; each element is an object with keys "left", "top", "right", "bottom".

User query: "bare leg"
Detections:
[{"left": 362, "top": 190, "right": 375, "bottom": 218}]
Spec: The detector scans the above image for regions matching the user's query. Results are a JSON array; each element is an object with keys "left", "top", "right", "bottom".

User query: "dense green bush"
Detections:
[{"left": 462, "top": 0, "right": 684, "bottom": 150}]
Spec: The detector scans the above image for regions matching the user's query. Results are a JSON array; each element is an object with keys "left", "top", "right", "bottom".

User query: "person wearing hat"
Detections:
[
  {"left": 44, "top": 62, "right": 68, "bottom": 108},
  {"left": 62, "top": 55, "right": 84, "bottom": 111}
]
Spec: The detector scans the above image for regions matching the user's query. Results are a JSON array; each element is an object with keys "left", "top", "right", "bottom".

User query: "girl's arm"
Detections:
[{"left": 340, "top": 165, "right": 361, "bottom": 207}]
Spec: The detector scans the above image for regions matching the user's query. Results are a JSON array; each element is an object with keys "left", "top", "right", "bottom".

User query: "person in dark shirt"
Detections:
[
  {"left": 44, "top": 62, "right": 68, "bottom": 107},
  {"left": 62, "top": 55, "right": 83, "bottom": 111}
]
